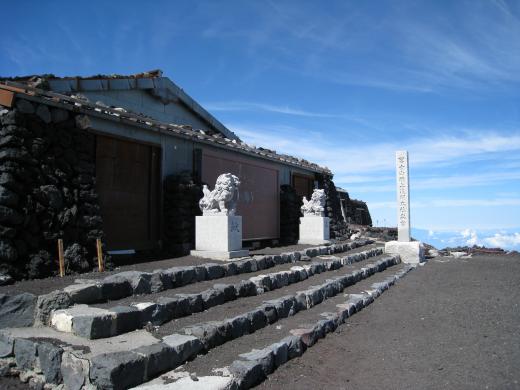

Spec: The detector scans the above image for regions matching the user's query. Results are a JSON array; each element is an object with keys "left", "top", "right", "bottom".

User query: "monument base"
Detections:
[
  {"left": 192, "top": 215, "right": 248, "bottom": 261},
  {"left": 385, "top": 241, "right": 425, "bottom": 264},
  {"left": 190, "top": 249, "right": 250, "bottom": 261},
  {"left": 298, "top": 216, "right": 330, "bottom": 245}
]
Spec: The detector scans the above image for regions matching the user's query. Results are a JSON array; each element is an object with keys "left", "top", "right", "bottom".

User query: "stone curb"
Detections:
[
  {"left": 19, "top": 239, "right": 373, "bottom": 327},
  {"left": 228, "top": 263, "right": 415, "bottom": 389},
  {"left": 0, "top": 253, "right": 399, "bottom": 390},
  {"left": 177, "top": 255, "right": 399, "bottom": 352},
  {"left": 90, "top": 255, "right": 401, "bottom": 389},
  {"left": 49, "top": 246, "right": 383, "bottom": 340}
]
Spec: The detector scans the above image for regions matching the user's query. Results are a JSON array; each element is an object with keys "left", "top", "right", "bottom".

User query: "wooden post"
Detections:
[
  {"left": 58, "top": 239, "right": 65, "bottom": 277},
  {"left": 96, "top": 239, "right": 104, "bottom": 272}
]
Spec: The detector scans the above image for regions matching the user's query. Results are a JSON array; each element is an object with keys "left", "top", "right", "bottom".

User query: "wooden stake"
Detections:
[
  {"left": 96, "top": 239, "right": 104, "bottom": 272},
  {"left": 58, "top": 239, "right": 65, "bottom": 277}
]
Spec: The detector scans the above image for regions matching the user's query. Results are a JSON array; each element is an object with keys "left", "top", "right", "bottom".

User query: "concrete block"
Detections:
[
  {"left": 63, "top": 283, "right": 102, "bottom": 304},
  {"left": 182, "top": 323, "right": 219, "bottom": 349},
  {"left": 213, "top": 284, "right": 237, "bottom": 302},
  {"left": 175, "top": 293, "right": 204, "bottom": 313},
  {"left": 224, "top": 315, "right": 250, "bottom": 339},
  {"left": 385, "top": 241, "right": 425, "bottom": 264},
  {"left": 134, "top": 342, "right": 176, "bottom": 380},
  {"left": 132, "top": 302, "right": 157, "bottom": 326},
  {"left": 111, "top": 306, "right": 141, "bottom": 334},
  {"left": 100, "top": 275, "right": 133, "bottom": 300},
  {"left": 72, "top": 310, "right": 116, "bottom": 339},
  {"left": 205, "top": 264, "right": 225, "bottom": 280},
  {"left": 201, "top": 288, "right": 226, "bottom": 310},
  {"left": 280, "top": 335, "right": 305, "bottom": 359},
  {"left": 192, "top": 216, "right": 249, "bottom": 260},
  {"left": 236, "top": 280, "right": 257, "bottom": 297},
  {"left": 162, "top": 334, "right": 203, "bottom": 362},
  {"left": 299, "top": 216, "right": 330, "bottom": 245},
  {"left": 229, "top": 359, "right": 265, "bottom": 389},
  {"left": 246, "top": 309, "right": 267, "bottom": 332},
  {"left": 238, "top": 348, "right": 275, "bottom": 376},
  {"left": 89, "top": 351, "right": 146, "bottom": 390}
]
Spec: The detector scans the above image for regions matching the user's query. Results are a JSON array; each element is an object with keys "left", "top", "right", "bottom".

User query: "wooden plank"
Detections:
[
  {"left": 96, "top": 239, "right": 104, "bottom": 272},
  {"left": 58, "top": 239, "right": 65, "bottom": 277},
  {"left": 0, "top": 89, "right": 14, "bottom": 108}
]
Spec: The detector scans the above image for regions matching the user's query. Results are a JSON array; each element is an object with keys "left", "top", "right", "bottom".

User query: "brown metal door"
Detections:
[
  {"left": 201, "top": 148, "right": 279, "bottom": 240},
  {"left": 96, "top": 135, "right": 160, "bottom": 250}
]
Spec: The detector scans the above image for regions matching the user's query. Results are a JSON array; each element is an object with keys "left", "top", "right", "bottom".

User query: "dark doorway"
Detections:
[{"left": 95, "top": 135, "right": 160, "bottom": 250}]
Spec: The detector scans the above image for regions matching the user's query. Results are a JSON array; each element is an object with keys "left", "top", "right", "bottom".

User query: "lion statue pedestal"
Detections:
[
  {"left": 298, "top": 189, "right": 330, "bottom": 245},
  {"left": 190, "top": 173, "right": 249, "bottom": 260}
]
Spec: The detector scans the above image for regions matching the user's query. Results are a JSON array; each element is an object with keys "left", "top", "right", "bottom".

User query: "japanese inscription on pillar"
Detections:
[{"left": 396, "top": 151, "right": 410, "bottom": 242}]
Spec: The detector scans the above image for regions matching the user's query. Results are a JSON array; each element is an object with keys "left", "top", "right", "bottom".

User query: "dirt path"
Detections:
[{"left": 258, "top": 254, "right": 520, "bottom": 390}]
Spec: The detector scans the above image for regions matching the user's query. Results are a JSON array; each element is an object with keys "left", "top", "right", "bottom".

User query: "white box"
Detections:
[
  {"left": 190, "top": 215, "right": 249, "bottom": 260},
  {"left": 298, "top": 216, "right": 330, "bottom": 245},
  {"left": 385, "top": 241, "right": 425, "bottom": 264}
]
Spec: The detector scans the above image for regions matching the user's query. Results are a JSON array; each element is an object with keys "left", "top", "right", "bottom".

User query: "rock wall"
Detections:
[
  {"left": 0, "top": 100, "right": 105, "bottom": 281},
  {"left": 317, "top": 175, "right": 348, "bottom": 239},
  {"left": 279, "top": 184, "right": 302, "bottom": 245},
  {"left": 339, "top": 191, "right": 372, "bottom": 226},
  {"left": 162, "top": 172, "right": 202, "bottom": 256}
]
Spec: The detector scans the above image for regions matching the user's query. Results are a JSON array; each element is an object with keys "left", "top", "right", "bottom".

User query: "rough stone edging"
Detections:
[
  {"left": 0, "top": 253, "right": 396, "bottom": 389},
  {"left": 26, "top": 239, "right": 372, "bottom": 327},
  {"left": 77, "top": 254, "right": 400, "bottom": 389},
  {"left": 227, "top": 263, "right": 415, "bottom": 389},
  {"left": 49, "top": 247, "right": 383, "bottom": 340}
]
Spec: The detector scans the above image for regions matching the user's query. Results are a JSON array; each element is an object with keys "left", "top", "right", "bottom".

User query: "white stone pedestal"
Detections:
[
  {"left": 385, "top": 241, "right": 425, "bottom": 264},
  {"left": 298, "top": 216, "right": 330, "bottom": 245},
  {"left": 191, "top": 215, "right": 249, "bottom": 260}
]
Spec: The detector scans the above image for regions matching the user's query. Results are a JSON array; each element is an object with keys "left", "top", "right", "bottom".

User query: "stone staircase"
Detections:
[{"left": 0, "top": 239, "right": 416, "bottom": 389}]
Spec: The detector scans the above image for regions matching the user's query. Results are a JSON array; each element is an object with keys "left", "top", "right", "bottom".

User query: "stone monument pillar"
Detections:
[
  {"left": 385, "top": 151, "right": 425, "bottom": 263},
  {"left": 298, "top": 189, "right": 330, "bottom": 245},
  {"left": 190, "top": 173, "right": 249, "bottom": 260}
]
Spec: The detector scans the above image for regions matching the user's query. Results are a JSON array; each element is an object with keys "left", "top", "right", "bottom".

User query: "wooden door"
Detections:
[
  {"left": 95, "top": 135, "right": 160, "bottom": 250},
  {"left": 201, "top": 149, "right": 279, "bottom": 240}
]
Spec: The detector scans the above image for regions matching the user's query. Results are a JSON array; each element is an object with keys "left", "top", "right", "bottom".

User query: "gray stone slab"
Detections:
[
  {"left": 89, "top": 350, "right": 146, "bottom": 390},
  {"left": 0, "top": 293, "right": 36, "bottom": 328}
]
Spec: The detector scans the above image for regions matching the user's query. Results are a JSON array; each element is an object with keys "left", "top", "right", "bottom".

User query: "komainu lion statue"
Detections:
[
  {"left": 301, "top": 188, "right": 326, "bottom": 217},
  {"left": 199, "top": 173, "right": 241, "bottom": 216}
]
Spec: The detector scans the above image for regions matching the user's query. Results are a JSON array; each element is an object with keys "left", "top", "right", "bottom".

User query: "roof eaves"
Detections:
[{"left": 0, "top": 81, "right": 331, "bottom": 175}]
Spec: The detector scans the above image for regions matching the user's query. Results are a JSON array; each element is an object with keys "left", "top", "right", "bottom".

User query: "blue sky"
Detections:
[{"left": 1, "top": 1, "right": 520, "bottom": 249}]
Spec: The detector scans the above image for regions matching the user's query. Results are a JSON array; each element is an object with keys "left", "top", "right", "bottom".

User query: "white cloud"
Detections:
[
  {"left": 483, "top": 232, "right": 520, "bottom": 249},
  {"left": 203, "top": 101, "right": 340, "bottom": 118},
  {"left": 461, "top": 229, "right": 479, "bottom": 246},
  {"left": 233, "top": 123, "right": 520, "bottom": 178}
]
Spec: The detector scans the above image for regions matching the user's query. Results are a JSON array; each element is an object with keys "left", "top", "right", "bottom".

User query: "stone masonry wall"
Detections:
[
  {"left": 0, "top": 99, "right": 105, "bottom": 281},
  {"left": 317, "top": 175, "right": 348, "bottom": 239},
  {"left": 339, "top": 190, "right": 372, "bottom": 226},
  {"left": 162, "top": 171, "right": 202, "bottom": 256}
]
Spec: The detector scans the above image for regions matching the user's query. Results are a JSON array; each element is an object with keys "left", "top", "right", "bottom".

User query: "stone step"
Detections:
[
  {"left": 48, "top": 246, "right": 382, "bottom": 340},
  {"left": 132, "top": 263, "right": 415, "bottom": 390},
  {"left": 29, "top": 239, "right": 374, "bottom": 327},
  {"left": 153, "top": 252, "right": 392, "bottom": 340},
  {"left": 0, "top": 254, "right": 400, "bottom": 390}
]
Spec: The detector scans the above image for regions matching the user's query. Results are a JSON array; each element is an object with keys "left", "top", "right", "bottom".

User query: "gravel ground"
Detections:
[
  {"left": 0, "top": 244, "right": 317, "bottom": 296},
  {"left": 258, "top": 254, "right": 520, "bottom": 390},
  {"left": 92, "top": 244, "right": 378, "bottom": 309}
]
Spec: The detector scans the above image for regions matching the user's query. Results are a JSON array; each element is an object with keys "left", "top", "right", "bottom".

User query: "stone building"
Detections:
[{"left": 0, "top": 71, "right": 371, "bottom": 280}]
